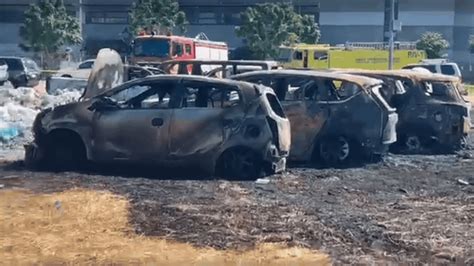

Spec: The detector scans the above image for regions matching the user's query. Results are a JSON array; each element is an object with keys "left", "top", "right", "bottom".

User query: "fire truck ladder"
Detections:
[
  {"left": 195, "top": 32, "right": 210, "bottom": 41},
  {"left": 342, "top": 41, "right": 417, "bottom": 50}
]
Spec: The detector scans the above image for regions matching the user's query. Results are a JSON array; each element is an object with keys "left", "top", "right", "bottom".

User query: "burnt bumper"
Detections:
[
  {"left": 23, "top": 142, "right": 45, "bottom": 168},
  {"left": 462, "top": 116, "right": 471, "bottom": 134},
  {"left": 263, "top": 143, "right": 287, "bottom": 174},
  {"left": 383, "top": 113, "right": 398, "bottom": 145}
]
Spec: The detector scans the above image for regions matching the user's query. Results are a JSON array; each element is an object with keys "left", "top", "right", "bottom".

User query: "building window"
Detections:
[
  {"left": 181, "top": 6, "right": 243, "bottom": 25},
  {"left": 86, "top": 12, "right": 128, "bottom": 24},
  {"left": 180, "top": 5, "right": 317, "bottom": 26},
  {"left": 222, "top": 7, "right": 243, "bottom": 25},
  {"left": 198, "top": 11, "right": 218, "bottom": 24},
  {"left": 0, "top": 8, "right": 25, "bottom": 23}
]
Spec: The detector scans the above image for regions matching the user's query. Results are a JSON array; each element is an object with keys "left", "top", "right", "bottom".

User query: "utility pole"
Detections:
[
  {"left": 388, "top": 0, "right": 395, "bottom": 70},
  {"left": 78, "top": 0, "right": 84, "bottom": 61}
]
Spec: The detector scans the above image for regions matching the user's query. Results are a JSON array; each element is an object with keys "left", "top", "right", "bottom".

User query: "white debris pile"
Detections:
[
  {"left": 42, "top": 89, "right": 83, "bottom": 109},
  {"left": 0, "top": 86, "right": 82, "bottom": 148}
]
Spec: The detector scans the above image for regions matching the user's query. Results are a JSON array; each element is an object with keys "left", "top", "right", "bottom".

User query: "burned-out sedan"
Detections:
[
  {"left": 25, "top": 53, "right": 290, "bottom": 179},
  {"left": 232, "top": 70, "right": 398, "bottom": 166},
  {"left": 338, "top": 69, "right": 471, "bottom": 154}
]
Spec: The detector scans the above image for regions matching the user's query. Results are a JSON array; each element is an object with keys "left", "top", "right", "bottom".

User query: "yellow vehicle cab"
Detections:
[{"left": 278, "top": 42, "right": 426, "bottom": 70}]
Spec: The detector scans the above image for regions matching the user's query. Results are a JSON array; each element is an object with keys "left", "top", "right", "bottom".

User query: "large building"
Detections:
[{"left": 0, "top": 0, "right": 473, "bottom": 77}]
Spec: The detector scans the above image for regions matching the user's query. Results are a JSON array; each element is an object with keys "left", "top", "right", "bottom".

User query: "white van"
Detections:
[{"left": 402, "top": 59, "right": 462, "bottom": 79}]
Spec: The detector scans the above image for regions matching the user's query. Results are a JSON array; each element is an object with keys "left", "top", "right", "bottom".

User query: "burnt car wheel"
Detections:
[
  {"left": 405, "top": 135, "right": 422, "bottom": 153},
  {"left": 318, "top": 136, "right": 352, "bottom": 166},
  {"left": 217, "top": 147, "right": 262, "bottom": 180},
  {"left": 45, "top": 131, "right": 87, "bottom": 171}
]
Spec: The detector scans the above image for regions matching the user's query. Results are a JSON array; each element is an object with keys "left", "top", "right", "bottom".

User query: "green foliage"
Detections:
[
  {"left": 129, "top": 0, "right": 186, "bottom": 35},
  {"left": 236, "top": 3, "right": 321, "bottom": 59},
  {"left": 19, "top": 0, "right": 81, "bottom": 54},
  {"left": 416, "top": 32, "right": 450, "bottom": 59}
]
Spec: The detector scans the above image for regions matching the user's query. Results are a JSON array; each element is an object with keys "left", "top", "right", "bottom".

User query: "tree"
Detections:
[
  {"left": 416, "top": 32, "right": 449, "bottom": 59},
  {"left": 236, "top": 3, "right": 320, "bottom": 59},
  {"left": 129, "top": 0, "right": 186, "bottom": 35},
  {"left": 20, "top": 0, "right": 81, "bottom": 62}
]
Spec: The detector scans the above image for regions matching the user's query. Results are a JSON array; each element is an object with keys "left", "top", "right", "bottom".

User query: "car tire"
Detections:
[
  {"left": 45, "top": 132, "right": 87, "bottom": 171},
  {"left": 404, "top": 135, "right": 422, "bottom": 153},
  {"left": 216, "top": 147, "right": 263, "bottom": 180},
  {"left": 316, "top": 136, "right": 356, "bottom": 167}
]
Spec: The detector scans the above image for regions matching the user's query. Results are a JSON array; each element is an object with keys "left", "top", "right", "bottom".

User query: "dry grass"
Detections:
[{"left": 0, "top": 188, "right": 330, "bottom": 265}]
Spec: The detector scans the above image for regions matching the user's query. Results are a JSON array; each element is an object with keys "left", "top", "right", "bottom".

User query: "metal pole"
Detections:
[
  {"left": 78, "top": 0, "right": 84, "bottom": 61},
  {"left": 388, "top": 0, "right": 395, "bottom": 70}
]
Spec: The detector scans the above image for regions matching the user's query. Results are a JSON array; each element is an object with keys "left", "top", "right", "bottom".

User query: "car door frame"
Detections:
[
  {"left": 167, "top": 78, "right": 246, "bottom": 164},
  {"left": 89, "top": 78, "right": 180, "bottom": 163}
]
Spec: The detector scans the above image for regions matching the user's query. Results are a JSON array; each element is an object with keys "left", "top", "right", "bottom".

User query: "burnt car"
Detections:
[
  {"left": 337, "top": 69, "right": 471, "bottom": 154},
  {"left": 25, "top": 49, "right": 290, "bottom": 179},
  {"left": 158, "top": 59, "right": 279, "bottom": 78},
  {"left": 231, "top": 70, "right": 398, "bottom": 166},
  {"left": 0, "top": 56, "right": 41, "bottom": 88}
]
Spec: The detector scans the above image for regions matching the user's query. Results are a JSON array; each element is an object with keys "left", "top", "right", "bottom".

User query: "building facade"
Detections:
[{"left": 0, "top": 0, "right": 472, "bottom": 77}]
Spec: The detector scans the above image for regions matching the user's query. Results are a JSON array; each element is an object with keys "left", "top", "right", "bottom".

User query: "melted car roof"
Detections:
[
  {"left": 334, "top": 69, "right": 460, "bottom": 83},
  {"left": 232, "top": 69, "right": 383, "bottom": 89}
]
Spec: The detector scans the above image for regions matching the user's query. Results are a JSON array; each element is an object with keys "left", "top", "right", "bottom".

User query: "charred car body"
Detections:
[
  {"left": 157, "top": 59, "right": 279, "bottom": 78},
  {"left": 338, "top": 69, "right": 471, "bottom": 154},
  {"left": 231, "top": 70, "right": 398, "bottom": 166},
  {"left": 25, "top": 49, "right": 290, "bottom": 179}
]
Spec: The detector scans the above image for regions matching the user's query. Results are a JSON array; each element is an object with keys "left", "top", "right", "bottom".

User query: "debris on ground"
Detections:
[
  {"left": 255, "top": 178, "right": 271, "bottom": 184},
  {"left": 457, "top": 179, "right": 470, "bottom": 185},
  {"left": 0, "top": 85, "right": 81, "bottom": 149}
]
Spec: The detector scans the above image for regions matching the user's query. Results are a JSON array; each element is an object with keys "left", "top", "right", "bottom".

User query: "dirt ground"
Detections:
[
  {"left": 0, "top": 115, "right": 474, "bottom": 264},
  {"left": 0, "top": 188, "right": 329, "bottom": 265},
  {"left": 1, "top": 153, "right": 473, "bottom": 264}
]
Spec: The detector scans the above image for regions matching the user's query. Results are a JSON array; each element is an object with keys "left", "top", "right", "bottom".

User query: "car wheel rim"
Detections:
[
  {"left": 320, "top": 137, "right": 350, "bottom": 164},
  {"left": 223, "top": 150, "right": 257, "bottom": 179},
  {"left": 406, "top": 136, "right": 421, "bottom": 151},
  {"left": 337, "top": 138, "right": 350, "bottom": 161}
]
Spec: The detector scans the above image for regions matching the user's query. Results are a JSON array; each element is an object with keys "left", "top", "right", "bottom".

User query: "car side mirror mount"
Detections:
[
  {"left": 394, "top": 80, "right": 407, "bottom": 95},
  {"left": 88, "top": 97, "right": 118, "bottom": 111}
]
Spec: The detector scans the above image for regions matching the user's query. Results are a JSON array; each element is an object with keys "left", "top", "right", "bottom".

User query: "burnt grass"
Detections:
[{"left": 2, "top": 150, "right": 474, "bottom": 263}]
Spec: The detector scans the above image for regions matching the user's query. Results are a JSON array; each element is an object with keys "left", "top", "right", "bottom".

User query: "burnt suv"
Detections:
[
  {"left": 24, "top": 50, "right": 290, "bottom": 179},
  {"left": 232, "top": 70, "right": 398, "bottom": 166},
  {"left": 339, "top": 69, "right": 470, "bottom": 154}
]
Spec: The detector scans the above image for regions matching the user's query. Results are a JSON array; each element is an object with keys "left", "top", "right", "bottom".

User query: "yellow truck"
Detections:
[{"left": 278, "top": 42, "right": 426, "bottom": 70}]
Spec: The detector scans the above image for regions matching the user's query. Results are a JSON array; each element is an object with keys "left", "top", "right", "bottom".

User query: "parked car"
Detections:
[
  {"left": 403, "top": 59, "right": 462, "bottom": 79},
  {"left": 338, "top": 69, "right": 470, "bottom": 154},
  {"left": 0, "top": 56, "right": 41, "bottom": 88},
  {"left": 47, "top": 64, "right": 164, "bottom": 95},
  {"left": 55, "top": 59, "right": 95, "bottom": 79},
  {"left": 232, "top": 70, "right": 398, "bottom": 166},
  {"left": 25, "top": 49, "right": 290, "bottom": 179},
  {"left": 0, "top": 59, "right": 8, "bottom": 86}
]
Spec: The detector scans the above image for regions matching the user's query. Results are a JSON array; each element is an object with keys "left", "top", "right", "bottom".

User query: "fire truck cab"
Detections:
[{"left": 129, "top": 33, "right": 228, "bottom": 67}]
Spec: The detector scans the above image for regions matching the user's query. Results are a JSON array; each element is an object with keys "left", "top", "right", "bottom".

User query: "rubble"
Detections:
[{"left": 0, "top": 85, "right": 81, "bottom": 149}]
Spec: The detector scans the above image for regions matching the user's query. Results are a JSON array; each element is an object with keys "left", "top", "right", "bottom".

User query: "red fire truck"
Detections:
[{"left": 129, "top": 33, "right": 228, "bottom": 67}]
